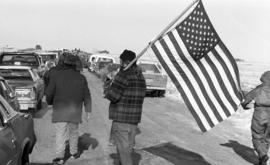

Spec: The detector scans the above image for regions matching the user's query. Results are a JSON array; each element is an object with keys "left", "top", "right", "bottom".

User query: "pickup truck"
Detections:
[
  {"left": 138, "top": 60, "right": 168, "bottom": 97},
  {"left": 0, "top": 52, "right": 46, "bottom": 77}
]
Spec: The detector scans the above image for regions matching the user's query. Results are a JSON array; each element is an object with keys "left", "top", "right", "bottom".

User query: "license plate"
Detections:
[
  {"left": 20, "top": 104, "right": 28, "bottom": 110},
  {"left": 14, "top": 61, "right": 21, "bottom": 65},
  {"left": 146, "top": 79, "right": 153, "bottom": 84}
]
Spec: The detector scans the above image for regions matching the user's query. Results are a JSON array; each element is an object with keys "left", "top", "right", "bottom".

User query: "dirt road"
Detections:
[{"left": 29, "top": 70, "right": 258, "bottom": 165}]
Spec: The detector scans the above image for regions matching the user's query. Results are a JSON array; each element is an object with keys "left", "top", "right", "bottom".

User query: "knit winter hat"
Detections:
[
  {"left": 119, "top": 49, "right": 136, "bottom": 62},
  {"left": 260, "top": 71, "right": 270, "bottom": 83}
]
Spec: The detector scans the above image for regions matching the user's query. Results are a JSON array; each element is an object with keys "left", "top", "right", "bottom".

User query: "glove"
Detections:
[
  {"left": 103, "top": 79, "right": 112, "bottom": 96},
  {"left": 85, "top": 112, "right": 91, "bottom": 122},
  {"left": 103, "top": 78, "right": 112, "bottom": 90},
  {"left": 241, "top": 102, "right": 250, "bottom": 110}
]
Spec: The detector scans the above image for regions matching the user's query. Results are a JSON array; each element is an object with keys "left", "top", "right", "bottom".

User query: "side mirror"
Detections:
[{"left": 9, "top": 92, "right": 15, "bottom": 98}]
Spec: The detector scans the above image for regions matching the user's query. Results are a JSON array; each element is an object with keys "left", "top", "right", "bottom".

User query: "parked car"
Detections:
[
  {"left": 88, "top": 54, "right": 116, "bottom": 73},
  {"left": 0, "top": 94, "right": 36, "bottom": 165},
  {"left": 36, "top": 51, "right": 59, "bottom": 70},
  {"left": 138, "top": 60, "right": 168, "bottom": 97},
  {"left": 0, "top": 76, "right": 20, "bottom": 111},
  {"left": 36, "top": 51, "right": 58, "bottom": 65},
  {"left": 0, "top": 52, "right": 46, "bottom": 77},
  {"left": 0, "top": 66, "right": 44, "bottom": 111}
]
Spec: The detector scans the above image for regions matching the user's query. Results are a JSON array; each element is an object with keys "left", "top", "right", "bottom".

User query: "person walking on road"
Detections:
[
  {"left": 46, "top": 53, "right": 92, "bottom": 165},
  {"left": 242, "top": 71, "right": 270, "bottom": 165},
  {"left": 75, "top": 55, "right": 84, "bottom": 73},
  {"left": 103, "top": 49, "right": 146, "bottom": 165},
  {"left": 43, "top": 53, "right": 66, "bottom": 92},
  {"left": 45, "top": 55, "right": 56, "bottom": 70}
]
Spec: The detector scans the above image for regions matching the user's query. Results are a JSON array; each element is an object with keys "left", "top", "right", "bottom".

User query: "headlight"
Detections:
[{"left": 15, "top": 88, "right": 36, "bottom": 99}]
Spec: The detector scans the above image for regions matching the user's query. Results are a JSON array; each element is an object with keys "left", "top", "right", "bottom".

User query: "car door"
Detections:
[{"left": 0, "top": 103, "right": 19, "bottom": 165}]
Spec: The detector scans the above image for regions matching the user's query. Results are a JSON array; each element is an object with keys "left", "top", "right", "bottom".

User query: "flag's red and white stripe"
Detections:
[
  {"left": 152, "top": 33, "right": 241, "bottom": 131},
  {"left": 151, "top": 1, "right": 242, "bottom": 132}
]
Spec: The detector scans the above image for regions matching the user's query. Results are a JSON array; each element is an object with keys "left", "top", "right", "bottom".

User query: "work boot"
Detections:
[
  {"left": 259, "top": 155, "right": 269, "bottom": 165},
  {"left": 52, "top": 157, "right": 64, "bottom": 165},
  {"left": 70, "top": 152, "right": 80, "bottom": 159}
]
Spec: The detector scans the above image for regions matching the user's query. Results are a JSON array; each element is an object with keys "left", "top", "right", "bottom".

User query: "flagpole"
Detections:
[{"left": 124, "top": 0, "right": 200, "bottom": 70}]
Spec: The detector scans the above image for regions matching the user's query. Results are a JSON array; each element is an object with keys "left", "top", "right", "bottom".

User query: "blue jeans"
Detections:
[{"left": 111, "top": 121, "right": 137, "bottom": 165}]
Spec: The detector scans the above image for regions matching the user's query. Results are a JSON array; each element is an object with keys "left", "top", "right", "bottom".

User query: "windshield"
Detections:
[
  {"left": 1, "top": 54, "right": 39, "bottom": 67},
  {"left": 0, "top": 69, "right": 33, "bottom": 81},
  {"left": 40, "top": 54, "right": 56, "bottom": 62},
  {"left": 139, "top": 63, "right": 160, "bottom": 73},
  {"left": 97, "top": 58, "right": 113, "bottom": 63}
]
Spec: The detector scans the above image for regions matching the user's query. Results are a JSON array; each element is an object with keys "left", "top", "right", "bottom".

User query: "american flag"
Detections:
[{"left": 151, "top": 0, "right": 243, "bottom": 132}]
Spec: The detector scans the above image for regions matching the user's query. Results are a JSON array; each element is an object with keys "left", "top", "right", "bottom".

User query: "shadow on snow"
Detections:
[
  {"left": 28, "top": 133, "right": 99, "bottom": 164},
  {"left": 143, "top": 142, "right": 211, "bottom": 165},
  {"left": 220, "top": 140, "right": 258, "bottom": 165}
]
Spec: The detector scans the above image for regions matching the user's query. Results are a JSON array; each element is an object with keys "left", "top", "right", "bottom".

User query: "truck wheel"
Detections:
[
  {"left": 22, "top": 152, "right": 29, "bottom": 165},
  {"left": 19, "top": 146, "right": 29, "bottom": 165},
  {"left": 37, "top": 99, "right": 42, "bottom": 110},
  {"left": 152, "top": 91, "right": 159, "bottom": 97},
  {"left": 158, "top": 90, "right": 166, "bottom": 97}
]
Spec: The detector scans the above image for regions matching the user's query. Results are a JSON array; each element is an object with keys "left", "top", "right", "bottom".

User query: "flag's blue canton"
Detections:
[{"left": 177, "top": 1, "right": 220, "bottom": 60}]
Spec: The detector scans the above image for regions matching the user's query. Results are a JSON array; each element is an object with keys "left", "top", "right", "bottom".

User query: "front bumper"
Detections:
[
  {"left": 146, "top": 86, "right": 167, "bottom": 91},
  {"left": 17, "top": 99, "right": 37, "bottom": 110}
]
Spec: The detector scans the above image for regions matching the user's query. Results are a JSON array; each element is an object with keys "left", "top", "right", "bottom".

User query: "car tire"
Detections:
[
  {"left": 22, "top": 150, "right": 29, "bottom": 165},
  {"left": 37, "top": 99, "right": 42, "bottom": 110},
  {"left": 18, "top": 146, "right": 29, "bottom": 165},
  {"left": 152, "top": 91, "right": 159, "bottom": 97},
  {"left": 158, "top": 90, "right": 166, "bottom": 97}
]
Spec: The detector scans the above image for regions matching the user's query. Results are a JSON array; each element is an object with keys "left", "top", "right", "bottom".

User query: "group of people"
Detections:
[
  {"left": 43, "top": 48, "right": 270, "bottom": 165},
  {"left": 44, "top": 49, "right": 146, "bottom": 165}
]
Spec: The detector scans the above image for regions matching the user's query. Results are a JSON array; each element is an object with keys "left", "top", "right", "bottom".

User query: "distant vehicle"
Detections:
[
  {"left": 138, "top": 61, "right": 168, "bottom": 97},
  {"left": 36, "top": 52, "right": 58, "bottom": 70},
  {"left": 0, "top": 66, "right": 44, "bottom": 111},
  {"left": 0, "top": 76, "right": 19, "bottom": 111},
  {"left": 0, "top": 52, "right": 46, "bottom": 77},
  {"left": 88, "top": 54, "right": 116, "bottom": 72},
  {"left": 0, "top": 95, "right": 36, "bottom": 165}
]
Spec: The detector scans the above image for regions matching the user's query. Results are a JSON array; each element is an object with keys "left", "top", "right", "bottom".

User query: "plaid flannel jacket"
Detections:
[{"left": 104, "top": 66, "right": 146, "bottom": 124}]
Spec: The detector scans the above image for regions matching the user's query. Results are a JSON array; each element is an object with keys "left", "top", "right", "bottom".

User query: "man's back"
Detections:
[
  {"left": 46, "top": 68, "right": 91, "bottom": 123},
  {"left": 53, "top": 69, "right": 86, "bottom": 102}
]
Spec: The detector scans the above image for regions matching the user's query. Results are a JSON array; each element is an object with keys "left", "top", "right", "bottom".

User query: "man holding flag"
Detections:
[
  {"left": 104, "top": 0, "right": 243, "bottom": 164},
  {"left": 104, "top": 50, "right": 146, "bottom": 165},
  {"left": 125, "top": 0, "right": 243, "bottom": 132}
]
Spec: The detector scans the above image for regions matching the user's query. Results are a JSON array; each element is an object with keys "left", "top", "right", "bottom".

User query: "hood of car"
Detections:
[{"left": 6, "top": 80, "right": 35, "bottom": 89}]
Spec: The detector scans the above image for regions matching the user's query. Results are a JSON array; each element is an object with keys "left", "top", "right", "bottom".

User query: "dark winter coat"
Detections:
[
  {"left": 45, "top": 67, "right": 91, "bottom": 123},
  {"left": 43, "top": 64, "right": 66, "bottom": 91}
]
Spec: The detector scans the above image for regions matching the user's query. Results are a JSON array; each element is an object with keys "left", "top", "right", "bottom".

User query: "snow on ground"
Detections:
[{"left": 164, "top": 60, "right": 270, "bottom": 132}]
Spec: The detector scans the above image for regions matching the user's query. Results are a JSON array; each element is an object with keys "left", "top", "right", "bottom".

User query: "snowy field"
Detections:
[
  {"left": 165, "top": 60, "right": 270, "bottom": 101},
  {"left": 165, "top": 60, "right": 270, "bottom": 131}
]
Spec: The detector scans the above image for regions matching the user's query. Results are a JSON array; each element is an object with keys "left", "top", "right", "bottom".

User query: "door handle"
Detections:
[
  {"left": 24, "top": 114, "right": 30, "bottom": 119},
  {"left": 11, "top": 139, "right": 16, "bottom": 148}
]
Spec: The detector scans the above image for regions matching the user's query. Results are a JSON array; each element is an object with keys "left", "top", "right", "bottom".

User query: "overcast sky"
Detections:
[{"left": 0, "top": 0, "right": 269, "bottom": 62}]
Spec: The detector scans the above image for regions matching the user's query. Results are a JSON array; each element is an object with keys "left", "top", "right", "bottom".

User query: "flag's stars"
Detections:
[{"left": 177, "top": 1, "right": 220, "bottom": 60}]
